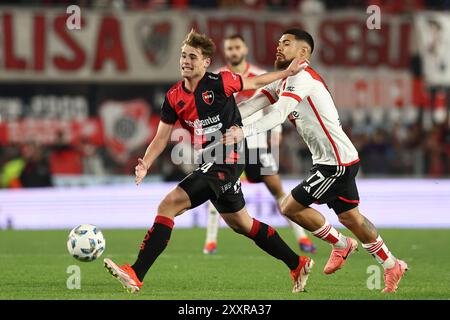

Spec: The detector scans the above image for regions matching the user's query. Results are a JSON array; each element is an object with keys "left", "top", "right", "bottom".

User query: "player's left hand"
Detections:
[
  {"left": 135, "top": 158, "right": 149, "bottom": 185},
  {"left": 286, "top": 58, "right": 309, "bottom": 76},
  {"left": 221, "top": 126, "right": 245, "bottom": 145}
]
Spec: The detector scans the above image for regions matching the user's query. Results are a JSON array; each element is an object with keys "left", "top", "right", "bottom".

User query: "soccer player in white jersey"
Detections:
[
  {"left": 204, "top": 34, "right": 316, "bottom": 255},
  {"left": 223, "top": 29, "right": 408, "bottom": 293}
]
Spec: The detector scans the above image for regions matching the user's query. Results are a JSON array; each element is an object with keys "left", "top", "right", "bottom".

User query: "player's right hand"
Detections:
[{"left": 135, "top": 158, "right": 149, "bottom": 185}]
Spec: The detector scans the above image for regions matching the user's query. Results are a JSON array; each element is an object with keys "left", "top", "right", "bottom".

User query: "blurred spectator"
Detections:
[
  {"left": 1, "top": 0, "right": 450, "bottom": 182},
  {"left": 49, "top": 131, "right": 83, "bottom": 175},
  {"left": 128, "top": 0, "right": 168, "bottom": 10},
  {"left": 171, "top": 0, "right": 188, "bottom": 9},
  {"left": 237, "top": 0, "right": 266, "bottom": 10},
  {"left": 424, "top": 124, "right": 448, "bottom": 176},
  {"left": 219, "top": 0, "right": 241, "bottom": 8},
  {"left": 3, "top": 0, "right": 448, "bottom": 10},
  {"left": 90, "top": 0, "right": 127, "bottom": 9},
  {"left": 190, "top": 0, "right": 218, "bottom": 9},
  {"left": 322, "top": 0, "right": 367, "bottom": 10},
  {"left": 360, "top": 128, "right": 396, "bottom": 175},
  {"left": 297, "top": 0, "right": 326, "bottom": 13},
  {"left": 404, "top": 122, "right": 425, "bottom": 176},
  {"left": 78, "top": 139, "right": 107, "bottom": 175},
  {"left": 19, "top": 142, "right": 53, "bottom": 188},
  {"left": 0, "top": 145, "right": 25, "bottom": 189},
  {"left": 425, "top": 0, "right": 450, "bottom": 10},
  {"left": 266, "top": 0, "right": 289, "bottom": 10},
  {"left": 368, "top": 0, "right": 425, "bottom": 13}
]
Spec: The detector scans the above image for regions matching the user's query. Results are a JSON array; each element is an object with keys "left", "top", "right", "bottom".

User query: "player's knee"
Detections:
[
  {"left": 158, "top": 193, "right": 183, "bottom": 216},
  {"left": 337, "top": 208, "right": 362, "bottom": 226},
  {"left": 222, "top": 215, "right": 248, "bottom": 235},
  {"left": 337, "top": 215, "right": 351, "bottom": 227},
  {"left": 225, "top": 220, "right": 246, "bottom": 234}
]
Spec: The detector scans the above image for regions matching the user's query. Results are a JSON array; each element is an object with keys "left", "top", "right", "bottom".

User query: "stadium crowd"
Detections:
[
  {"left": 1, "top": 114, "right": 449, "bottom": 188},
  {"left": 2, "top": 0, "right": 450, "bottom": 11},
  {"left": 1, "top": 0, "right": 449, "bottom": 187}
]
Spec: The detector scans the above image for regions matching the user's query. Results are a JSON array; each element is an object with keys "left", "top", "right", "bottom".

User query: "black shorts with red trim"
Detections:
[
  {"left": 291, "top": 162, "right": 360, "bottom": 215},
  {"left": 178, "top": 162, "right": 245, "bottom": 214}
]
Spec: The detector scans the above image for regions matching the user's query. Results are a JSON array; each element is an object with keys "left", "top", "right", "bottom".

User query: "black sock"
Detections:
[
  {"left": 245, "top": 218, "right": 299, "bottom": 270},
  {"left": 131, "top": 215, "right": 174, "bottom": 281}
]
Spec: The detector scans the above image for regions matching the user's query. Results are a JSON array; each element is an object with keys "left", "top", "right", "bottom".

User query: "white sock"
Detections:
[
  {"left": 205, "top": 202, "right": 220, "bottom": 244},
  {"left": 312, "top": 221, "right": 347, "bottom": 248},
  {"left": 362, "top": 235, "right": 396, "bottom": 269},
  {"left": 276, "top": 195, "right": 308, "bottom": 240}
]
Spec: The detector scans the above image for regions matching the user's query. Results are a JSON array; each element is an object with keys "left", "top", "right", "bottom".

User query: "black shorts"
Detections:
[
  {"left": 244, "top": 146, "right": 278, "bottom": 183},
  {"left": 291, "top": 162, "right": 360, "bottom": 214},
  {"left": 178, "top": 162, "right": 246, "bottom": 214}
]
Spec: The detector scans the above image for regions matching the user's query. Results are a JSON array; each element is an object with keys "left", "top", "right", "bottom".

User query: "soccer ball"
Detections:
[{"left": 67, "top": 224, "right": 106, "bottom": 262}]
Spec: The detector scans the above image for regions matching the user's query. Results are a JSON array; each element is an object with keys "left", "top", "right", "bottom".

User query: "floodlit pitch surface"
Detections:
[{"left": 0, "top": 228, "right": 449, "bottom": 299}]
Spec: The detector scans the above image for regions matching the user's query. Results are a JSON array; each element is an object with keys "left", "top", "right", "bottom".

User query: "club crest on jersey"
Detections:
[{"left": 202, "top": 91, "right": 214, "bottom": 105}]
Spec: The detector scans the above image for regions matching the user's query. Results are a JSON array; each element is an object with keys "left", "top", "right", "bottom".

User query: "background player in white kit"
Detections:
[
  {"left": 204, "top": 34, "right": 316, "bottom": 254},
  {"left": 223, "top": 29, "right": 408, "bottom": 293}
]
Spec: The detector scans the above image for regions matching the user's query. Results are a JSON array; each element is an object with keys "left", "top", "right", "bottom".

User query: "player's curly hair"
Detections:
[{"left": 182, "top": 29, "right": 216, "bottom": 59}]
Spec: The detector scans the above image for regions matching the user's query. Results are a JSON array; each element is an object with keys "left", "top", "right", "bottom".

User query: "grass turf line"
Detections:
[{"left": 0, "top": 228, "right": 449, "bottom": 300}]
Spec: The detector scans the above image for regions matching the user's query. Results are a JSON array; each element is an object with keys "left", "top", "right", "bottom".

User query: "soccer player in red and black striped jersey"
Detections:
[
  {"left": 203, "top": 34, "right": 316, "bottom": 255},
  {"left": 104, "top": 29, "right": 313, "bottom": 294}
]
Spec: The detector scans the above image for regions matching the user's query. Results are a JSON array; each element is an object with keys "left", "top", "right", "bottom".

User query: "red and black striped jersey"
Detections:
[
  {"left": 215, "top": 62, "right": 266, "bottom": 104},
  {"left": 160, "top": 71, "right": 243, "bottom": 155}
]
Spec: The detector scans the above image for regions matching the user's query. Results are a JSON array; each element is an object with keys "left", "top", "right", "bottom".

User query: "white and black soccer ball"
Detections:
[{"left": 67, "top": 224, "right": 106, "bottom": 262}]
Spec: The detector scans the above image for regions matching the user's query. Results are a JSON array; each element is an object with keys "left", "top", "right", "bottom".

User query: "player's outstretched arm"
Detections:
[
  {"left": 241, "top": 58, "right": 308, "bottom": 91},
  {"left": 222, "top": 96, "right": 296, "bottom": 145},
  {"left": 135, "top": 121, "right": 173, "bottom": 185},
  {"left": 238, "top": 90, "right": 272, "bottom": 119}
]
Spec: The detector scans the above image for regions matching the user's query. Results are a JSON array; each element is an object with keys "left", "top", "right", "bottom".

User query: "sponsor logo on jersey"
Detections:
[
  {"left": 285, "top": 86, "right": 295, "bottom": 92},
  {"left": 288, "top": 111, "right": 300, "bottom": 120},
  {"left": 185, "top": 115, "right": 220, "bottom": 128},
  {"left": 184, "top": 115, "right": 223, "bottom": 135},
  {"left": 303, "top": 185, "right": 311, "bottom": 193},
  {"left": 202, "top": 90, "right": 215, "bottom": 105},
  {"left": 195, "top": 123, "right": 223, "bottom": 135}
]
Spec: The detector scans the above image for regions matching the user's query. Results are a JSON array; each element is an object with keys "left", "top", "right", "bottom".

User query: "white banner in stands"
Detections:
[
  {"left": 415, "top": 12, "right": 450, "bottom": 86},
  {"left": 0, "top": 8, "right": 188, "bottom": 82},
  {"left": 0, "top": 8, "right": 412, "bottom": 108},
  {"left": 0, "top": 179, "right": 449, "bottom": 230}
]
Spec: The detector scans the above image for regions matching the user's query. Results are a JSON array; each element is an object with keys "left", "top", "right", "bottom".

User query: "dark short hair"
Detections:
[
  {"left": 224, "top": 34, "right": 246, "bottom": 43},
  {"left": 283, "top": 29, "right": 314, "bottom": 53}
]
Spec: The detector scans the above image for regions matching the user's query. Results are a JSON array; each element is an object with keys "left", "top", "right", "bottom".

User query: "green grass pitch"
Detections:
[{"left": 0, "top": 228, "right": 449, "bottom": 300}]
